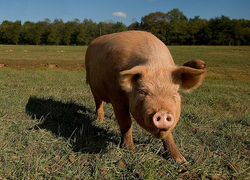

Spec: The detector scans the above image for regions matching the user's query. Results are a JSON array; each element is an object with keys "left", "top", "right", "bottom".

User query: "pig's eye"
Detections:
[{"left": 138, "top": 89, "right": 148, "bottom": 96}]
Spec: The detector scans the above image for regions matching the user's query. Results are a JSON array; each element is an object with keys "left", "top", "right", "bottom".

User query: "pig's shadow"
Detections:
[{"left": 25, "top": 96, "right": 119, "bottom": 153}]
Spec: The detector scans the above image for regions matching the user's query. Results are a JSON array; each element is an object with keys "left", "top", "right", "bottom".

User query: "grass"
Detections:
[
  {"left": 0, "top": 45, "right": 249, "bottom": 179},
  {"left": 0, "top": 45, "right": 86, "bottom": 70}
]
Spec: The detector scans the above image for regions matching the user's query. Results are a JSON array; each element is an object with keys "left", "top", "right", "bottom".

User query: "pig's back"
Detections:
[{"left": 85, "top": 31, "right": 174, "bottom": 101}]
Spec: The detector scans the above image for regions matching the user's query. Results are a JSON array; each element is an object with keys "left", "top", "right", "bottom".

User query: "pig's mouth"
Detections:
[
  {"left": 143, "top": 114, "right": 171, "bottom": 138},
  {"left": 143, "top": 115, "right": 170, "bottom": 139},
  {"left": 150, "top": 128, "right": 169, "bottom": 139}
]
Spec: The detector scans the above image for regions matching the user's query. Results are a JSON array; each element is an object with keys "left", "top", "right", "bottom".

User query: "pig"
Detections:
[{"left": 85, "top": 31, "right": 207, "bottom": 163}]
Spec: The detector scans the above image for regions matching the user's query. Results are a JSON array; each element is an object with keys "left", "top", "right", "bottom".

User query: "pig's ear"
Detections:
[
  {"left": 119, "top": 66, "right": 146, "bottom": 92},
  {"left": 172, "top": 60, "right": 207, "bottom": 91}
]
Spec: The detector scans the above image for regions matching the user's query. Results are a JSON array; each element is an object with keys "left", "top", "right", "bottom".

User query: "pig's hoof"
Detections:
[
  {"left": 96, "top": 113, "right": 104, "bottom": 122},
  {"left": 175, "top": 156, "right": 188, "bottom": 164},
  {"left": 97, "top": 118, "right": 103, "bottom": 122},
  {"left": 120, "top": 142, "right": 135, "bottom": 152},
  {"left": 96, "top": 116, "right": 104, "bottom": 122}
]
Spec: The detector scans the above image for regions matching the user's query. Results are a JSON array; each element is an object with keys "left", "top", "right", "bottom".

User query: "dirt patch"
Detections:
[
  {"left": 178, "top": 171, "right": 199, "bottom": 180},
  {"left": 49, "top": 64, "right": 59, "bottom": 68},
  {"left": 0, "top": 63, "right": 7, "bottom": 67}
]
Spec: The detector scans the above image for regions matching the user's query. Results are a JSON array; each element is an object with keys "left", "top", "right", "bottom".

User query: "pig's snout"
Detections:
[{"left": 153, "top": 111, "right": 174, "bottom": 130}]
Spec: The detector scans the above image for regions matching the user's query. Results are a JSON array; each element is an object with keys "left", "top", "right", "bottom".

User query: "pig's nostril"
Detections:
[
  {"left": 167, "top": 116, "right": 172, "bottom": 122},
  {"left": 157, "top": 117, "right": 161, "bottom": 121}
]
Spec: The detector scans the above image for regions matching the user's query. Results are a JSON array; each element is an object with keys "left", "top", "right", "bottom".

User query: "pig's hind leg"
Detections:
[{"left": 94, "top": 95, "right": 104, "bottom": 122}]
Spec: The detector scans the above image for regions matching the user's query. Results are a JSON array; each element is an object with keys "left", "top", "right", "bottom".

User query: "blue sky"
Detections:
[{"left": 0, "top": 0, "right": 249, "bottom": 25}]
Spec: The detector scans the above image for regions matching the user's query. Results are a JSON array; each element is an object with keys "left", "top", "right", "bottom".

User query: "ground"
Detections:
[{"left": 0, "top": 45, "right": 249, "bottom": 179}]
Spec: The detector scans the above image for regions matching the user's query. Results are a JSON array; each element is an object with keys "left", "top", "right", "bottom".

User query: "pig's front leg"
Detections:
[
  {"left": 112, "top": 104, "right": 135, "bottom": 151},
  {"left": 162, "top": 132, "right": 187, "bottom": 163}
]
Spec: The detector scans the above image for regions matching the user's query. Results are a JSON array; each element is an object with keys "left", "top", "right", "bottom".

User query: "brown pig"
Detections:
[{"left": 85, "top": 31, "right": 207, "bottom": 163}]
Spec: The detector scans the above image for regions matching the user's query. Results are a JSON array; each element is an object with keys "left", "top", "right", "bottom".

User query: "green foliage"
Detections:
[
  {"left": 0, "top": 20, "right": 21, "bottom": 44},
  {"left": 139, "top": 9, "right": 250, "bottom": 45},
  {"left": 167, "top": 8, "right": 188, "bottom": 23},
  {"left": 20, "top": 21, "right": 42, "bottom": 45},
  {"left": 1, "top": 8, "right": 249, "bottom": 45},
  {"left": 0, "top": 19, "right": 128, "bottom": 46}
]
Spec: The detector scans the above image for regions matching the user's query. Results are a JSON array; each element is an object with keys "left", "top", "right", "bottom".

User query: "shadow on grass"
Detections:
[{"left": 25, "top": 96, "right": 119, "bottom": 153}]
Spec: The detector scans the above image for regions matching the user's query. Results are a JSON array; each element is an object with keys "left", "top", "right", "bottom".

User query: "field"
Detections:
[{"left": 0, "top": 45, "right": 249, "bottom": 179}]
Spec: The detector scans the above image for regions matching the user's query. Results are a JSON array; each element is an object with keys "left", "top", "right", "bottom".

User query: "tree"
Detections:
[
  {"left": 0, "top": 10, "right": 249, "bottom": 46},
  {"left": 76, "top": 23, "right": 89, "bottom": 45},
  {"left": 20, "top": 21, "right": 42, "bottom": 45},
  {"left": 38, "top": 20, "right": 51, "bottom": 45},
  {"left": 86, "top": 22, "right": 99, "bottom": 42},
  {"left": 53, "top": 18, "right": 64, "bottom": 25},
  {"left": 61, "top": 22, "right": 73, "bottom": 45},
  {"left": 209, "top": 15, "right": 234, "bottom": 45},
  {"left": 69, "top": 20, "right": 81, "bottom": 45},
  {"left": 196, "top": 22, "right": 212, "bottom": 45},
  {"left": 167, "top": 8, "right": 187, "bottom": 23},
  {"left": 188, "top": 16, "right": 209, "bottom": 45},
  {"left": 167, "top": 9, "right": 188, "bottom": 44},
  {"left": 239, "top": 26, "right": 250, "bottom": 45},
  {"left": 112, "top": 22, "right": 127, "bottom": 33},
  {"left": 98, "top": 22, "right": 112, "bottom": 35},
  {"left": 0, "top": 20, "right": 21, "bottom": 44},
  {"left": 128, "top": 21, "right": 141, "bottom": 30},
  {"left": 141, "top": 11, "right": 169, "bottom": 30},
  {"left": 140, "top": 12, "right": 170, "bottom": 42},
  {"left": 232, "top": 19, "right": 250, "bottom": 45},
  {"left": 47, "top": 24, "right": 60, "bottom": 45}
]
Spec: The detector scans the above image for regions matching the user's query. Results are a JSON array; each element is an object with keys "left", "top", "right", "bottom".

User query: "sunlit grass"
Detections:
[
  {"left": 0, "top": 45, "right": 249, "bottom": 179},
  {"left": 0, "top": 45, "right": 87, "bottom": 69}
]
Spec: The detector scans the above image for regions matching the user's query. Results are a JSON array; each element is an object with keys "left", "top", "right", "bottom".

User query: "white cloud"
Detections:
[{"left": 112, "top": 12, "right": 127, "bottom": 18}]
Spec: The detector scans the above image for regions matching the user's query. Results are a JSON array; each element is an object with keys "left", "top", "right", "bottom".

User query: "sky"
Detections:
[{"left": 0, "top": 0, "right": 249, "bottom": 25}]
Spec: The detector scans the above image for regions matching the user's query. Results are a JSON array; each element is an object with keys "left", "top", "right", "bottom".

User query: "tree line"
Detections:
[{"left": 0, "top": 8, "right": 249, "bottom": 46}]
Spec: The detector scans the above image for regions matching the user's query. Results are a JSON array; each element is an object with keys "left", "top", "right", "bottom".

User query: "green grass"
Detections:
[
  {"left": 0, "top": 45, "right": 249, "bottom": 179},
  {"left": 0, "top": 45, "right": 86, "bottom": 70}
]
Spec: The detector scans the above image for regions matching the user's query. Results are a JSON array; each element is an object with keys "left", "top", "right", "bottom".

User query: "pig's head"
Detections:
[{"left": 119, "top": 60, "right": 207, "bottom": 139}]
